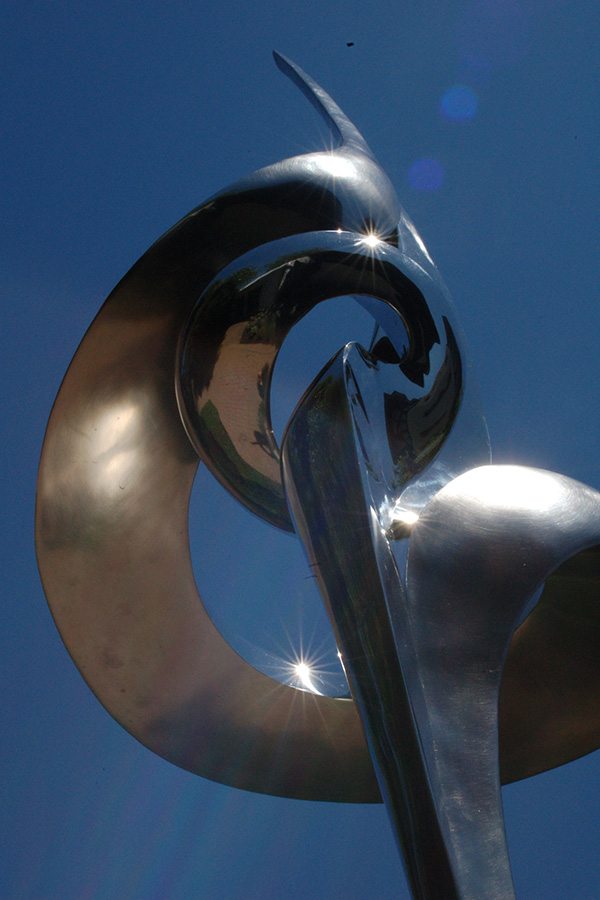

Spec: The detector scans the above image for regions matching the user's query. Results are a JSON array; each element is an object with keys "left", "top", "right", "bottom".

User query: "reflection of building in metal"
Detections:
[{"left": 196, "top": 320, "right": 280, "bottom": 472}]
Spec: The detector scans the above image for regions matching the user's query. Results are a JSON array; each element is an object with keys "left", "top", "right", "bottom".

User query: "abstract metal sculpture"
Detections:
[{"left": 36, "top": 53, "right": 600, "bottom": 900}]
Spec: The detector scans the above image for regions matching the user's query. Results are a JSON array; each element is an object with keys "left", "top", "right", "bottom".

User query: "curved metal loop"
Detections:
[
  {"left": 171, "top": 53, "right": 490, "bottom": 528},
  {"left": 177, "top": 229, "right": 471, "bottom": 529},
  {"left": 34, "top": 53, "right": 486, "bottom": 801},
  {"left": 36, "top": 54, "right": 600, "bottom": 813}
]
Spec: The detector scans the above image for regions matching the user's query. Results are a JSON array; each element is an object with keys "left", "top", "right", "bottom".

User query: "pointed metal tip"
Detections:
[
  {"left": 272, "top": 51, "right": 301, "bottom": 77},
  {"left": 273, "top": 51, "right": 305, "bottom": 87},
  {"left": 271, "top": 51, "right": 371, "bottom": 154},
  {"left": 272, "top": 49, "right": 288, "bottom": 70}
]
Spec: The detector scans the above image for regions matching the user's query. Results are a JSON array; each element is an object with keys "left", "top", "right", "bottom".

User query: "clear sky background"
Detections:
[{"left": 2, "top": 1, "right": 600, "bottom": 898}]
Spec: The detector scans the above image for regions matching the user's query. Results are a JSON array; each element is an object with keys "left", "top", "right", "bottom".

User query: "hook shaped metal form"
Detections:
[
  {"left": 36, "top": 52, "right": 600, "bottom": 838},
  {"left": 175, "top": 52, "right": 488, "bottom": 531}
]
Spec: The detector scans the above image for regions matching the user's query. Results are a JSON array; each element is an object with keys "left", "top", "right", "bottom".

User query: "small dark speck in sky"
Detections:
[{"left": 347, "top": 41, "right": 354, "bottom": 46}]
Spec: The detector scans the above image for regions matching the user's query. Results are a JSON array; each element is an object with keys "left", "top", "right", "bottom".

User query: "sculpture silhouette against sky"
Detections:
[{"left": 36, "top": 54, "right": 600, "bottom": 900}]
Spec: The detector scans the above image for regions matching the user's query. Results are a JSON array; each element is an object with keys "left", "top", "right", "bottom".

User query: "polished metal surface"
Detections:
[
  {"left": 176, "top": 53, "right": 489, "bottom": 530},
  {"left": 282, "top": 349, "right": 600, "bottom": 899},
  {"left": 36, "top": 50, "right": 600, "bottom": 900},
  {"left": 178, "top": 228, "right": 477, "bottom": 530},
  {"left": 36, "top": 52, "right": 489, "bottom": 801}
]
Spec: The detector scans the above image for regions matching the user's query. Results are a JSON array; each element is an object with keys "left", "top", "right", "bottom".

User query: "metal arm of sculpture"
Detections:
[{"left": 36, "top": 53, "right": 600, "bottom": 900}]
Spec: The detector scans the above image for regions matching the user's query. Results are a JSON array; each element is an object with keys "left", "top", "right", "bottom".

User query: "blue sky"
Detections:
[{"left": 2, "top": 1, "right": 600, "bottom": 898}]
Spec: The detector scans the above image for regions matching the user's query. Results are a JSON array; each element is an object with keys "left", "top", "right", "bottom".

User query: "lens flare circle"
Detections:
[
  {"left": 408, "top": 158, "right": 444, "bottom": 192},
  {"left": 441, "top": 85, "right": 478, "bottom": 122}
]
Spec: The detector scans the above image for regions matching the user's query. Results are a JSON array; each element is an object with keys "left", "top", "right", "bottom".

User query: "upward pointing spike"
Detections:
[{"left": 273, "top": 51, "right": 373, "bottom": 155}]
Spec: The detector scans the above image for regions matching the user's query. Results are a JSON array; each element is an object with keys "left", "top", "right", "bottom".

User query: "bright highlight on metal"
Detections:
[
  {"left": 293, "top": 662, "right": 321, "bottom": 694},
  {"left": 360, "top": 233, "right": 382, "bottom": 248},
  {"left": 36, "top": 51, "right": 600, "bottom": 900}
]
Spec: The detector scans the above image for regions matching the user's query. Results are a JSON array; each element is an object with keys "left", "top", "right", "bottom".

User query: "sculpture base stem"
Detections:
[{"left": 281, "top": 347, "right": 516, "bottom": 900}]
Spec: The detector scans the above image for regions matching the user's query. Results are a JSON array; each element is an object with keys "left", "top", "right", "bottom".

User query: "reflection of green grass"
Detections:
[{"left": 197, "top": 400, "right": 291, "bottom": 530}]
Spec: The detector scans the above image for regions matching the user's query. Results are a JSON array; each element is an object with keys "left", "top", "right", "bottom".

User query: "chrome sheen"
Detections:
[
  {"left": 283, "top": 352, "right": 600, "bottom": 898},
  {"left": 36, "top": 52, "right": 600, "bottom": 900}
]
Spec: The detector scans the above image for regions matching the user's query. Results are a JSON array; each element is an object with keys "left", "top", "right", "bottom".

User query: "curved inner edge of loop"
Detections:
[{"left": 189, "top": 296, "right": 402, "bottom": 697}]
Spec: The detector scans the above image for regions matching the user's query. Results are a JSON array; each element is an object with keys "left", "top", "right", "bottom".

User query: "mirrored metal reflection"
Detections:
[
  {"left": 34, "top": 50, "right": 600, "bottom": 883},
  {"left": 177, "top": 229, "right": 484, "bottom": 529},
  {"left": 35, "top": 51, "right": 487, "bottom": 802},
  {"left": 282, "top": 343, "right": 600, "bottom": 900},
  {"left": 174, "top": 53, "right": 489, "bottom": 531}
]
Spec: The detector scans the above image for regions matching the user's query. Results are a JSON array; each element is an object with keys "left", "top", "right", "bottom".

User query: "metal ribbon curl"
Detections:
[
  {"left": 177, "top": 230, "right": 466, "bottom": 530},
  {"left": 36, "top": 51, "right": 600, "bottom": 855},
  {"left": 175, "top": 54, "right": 486, "bottom": 531}
]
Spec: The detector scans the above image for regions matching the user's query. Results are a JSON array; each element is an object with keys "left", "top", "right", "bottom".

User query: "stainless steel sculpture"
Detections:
[{"left": 36, "top": 53, "right": 600, "bottom": 900}]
